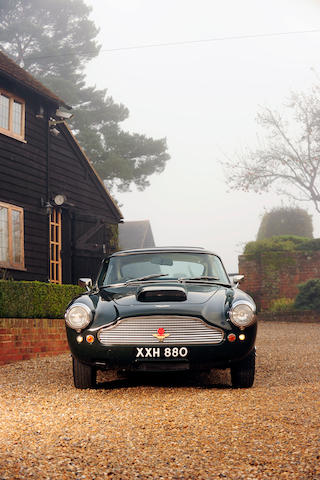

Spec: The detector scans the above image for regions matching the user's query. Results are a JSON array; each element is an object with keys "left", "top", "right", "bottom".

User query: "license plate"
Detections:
[{"left": 135, "top": 346, "right": 188, "bottom": 359}]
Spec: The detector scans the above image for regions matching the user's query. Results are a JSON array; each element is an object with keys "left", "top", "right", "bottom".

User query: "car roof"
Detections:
[{"left": 110, "top": 247, "right": 219, "bottom": 257}]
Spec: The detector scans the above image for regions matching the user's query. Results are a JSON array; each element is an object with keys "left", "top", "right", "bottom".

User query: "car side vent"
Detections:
[{"left": 137, "top": 286, "right": 187, "bottom": 302}]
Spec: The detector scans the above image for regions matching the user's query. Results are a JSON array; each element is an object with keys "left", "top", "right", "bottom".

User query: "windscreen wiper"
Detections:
[
  {"left": 99, "top": 273, "right": 169, "bottom": 289},
  {"left": 124, "top": 273, "right": 169, "bottom": 284},
  {"left": 178, "top": 276, "right": 231, "bottom": 287},
  {"left": 179, "top": 276, "right": 218, "bottom": 281}
]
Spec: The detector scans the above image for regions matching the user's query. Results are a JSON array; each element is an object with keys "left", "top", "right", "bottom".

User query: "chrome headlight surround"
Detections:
[
  {"left": 65, "top": 304, "right": 92, "bottom": 331},
  {"left": 229, "top": 300, "right": 256, "bottom": 328}
]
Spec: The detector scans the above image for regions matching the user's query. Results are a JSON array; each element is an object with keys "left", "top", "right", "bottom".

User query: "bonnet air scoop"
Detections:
[{"left": 137, "top": 286, "right": 187, "bottom": 302}]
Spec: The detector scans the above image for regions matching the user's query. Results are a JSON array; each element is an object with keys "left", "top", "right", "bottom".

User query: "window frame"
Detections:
[
  {"left": 0, "top": 201, "right": 25, "bottom": 270},
  {"left": 0, "top": 89, "right": 26, "bottom": 142}
]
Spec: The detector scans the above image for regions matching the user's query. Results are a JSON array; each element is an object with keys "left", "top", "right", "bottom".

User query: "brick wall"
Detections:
[
  {"left": 258, "top": 311, "right": 319, "bottom": 323},
  {"left": 0, "top": 318, "right": 69, "bottom": 366},
  {"left": 239, "top": 251, "right": 320, "bottom": 311}
]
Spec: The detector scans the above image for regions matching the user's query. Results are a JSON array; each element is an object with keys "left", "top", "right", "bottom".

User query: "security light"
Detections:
[{"left": 55, "top": 109, "right": 73, "bottom": 120}]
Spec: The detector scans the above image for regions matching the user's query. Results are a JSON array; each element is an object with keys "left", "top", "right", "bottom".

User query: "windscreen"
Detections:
[{"left": 100, "top": 252, "right": 229, "bottom": 285}]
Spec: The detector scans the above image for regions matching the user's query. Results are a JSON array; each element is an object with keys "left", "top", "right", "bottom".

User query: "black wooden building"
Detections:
[{"left": 0, "top": 51, "right": 122, "bottom": 284}]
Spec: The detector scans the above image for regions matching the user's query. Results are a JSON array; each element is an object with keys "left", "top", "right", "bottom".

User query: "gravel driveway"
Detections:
[{"left": 0, "top": 321, "right": 319, "bottom": 480}]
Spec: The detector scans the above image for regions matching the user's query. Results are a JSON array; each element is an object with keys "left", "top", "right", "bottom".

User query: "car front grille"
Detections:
[{"left": 97, "top": 315, "right": 225, "bottom": 346}]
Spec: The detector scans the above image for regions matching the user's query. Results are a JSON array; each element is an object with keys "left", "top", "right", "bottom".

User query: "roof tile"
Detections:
[{"left": 0, "top": 50, "right": 70, "bottom": 108}]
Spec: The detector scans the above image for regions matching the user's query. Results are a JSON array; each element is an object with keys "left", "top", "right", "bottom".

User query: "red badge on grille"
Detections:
[{"left": 152, "top": 327, "right": 170, "bottom": 342}]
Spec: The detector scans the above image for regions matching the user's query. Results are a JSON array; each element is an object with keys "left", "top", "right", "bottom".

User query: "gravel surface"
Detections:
[{"left": 0, "top": 321, "right": 319, "bottom": 480}]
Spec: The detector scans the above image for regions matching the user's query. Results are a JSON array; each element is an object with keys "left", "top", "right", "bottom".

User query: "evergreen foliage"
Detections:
[
  {"left": 296, "top": 238, "right": 320, "bottom": 251},
  {"left": 294, "top": 279, "right": 320, "bottom": 312},
  {"left": 0, "top": 280, "right": 82, "bottom": 318},
  {"left": 244, "top": 235, "right": 311, "bottom": 255},
  {"left": 0, "top": 0, "right": 170, "bottom": 192},
  {"left": 257, "top": 207, "right": 313, "bottom": 240}
]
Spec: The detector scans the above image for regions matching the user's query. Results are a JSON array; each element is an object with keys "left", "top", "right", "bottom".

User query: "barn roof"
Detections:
[{"left": 0, "top": 50, "right": 70, "bottom": 109}]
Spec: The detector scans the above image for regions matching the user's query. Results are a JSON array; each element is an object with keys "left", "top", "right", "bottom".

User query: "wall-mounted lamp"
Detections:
[
  {"left": 55, "top": 109, "right": 73, "bottom": 120},
  {"left": 53, "top": 194, "right": 67, "bottom": 206}
]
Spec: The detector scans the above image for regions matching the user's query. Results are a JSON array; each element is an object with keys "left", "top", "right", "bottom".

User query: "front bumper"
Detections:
[{"left": 66, "top": 324, "right": 257, "bottom": 372}]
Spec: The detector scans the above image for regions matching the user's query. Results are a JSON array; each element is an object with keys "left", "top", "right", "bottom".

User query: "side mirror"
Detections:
[
  {"left": 231, "top": 274, "right": 244, "bottom": 286},
  {"left": 78, "top": 278, "right": 93, "bottom": 291}
]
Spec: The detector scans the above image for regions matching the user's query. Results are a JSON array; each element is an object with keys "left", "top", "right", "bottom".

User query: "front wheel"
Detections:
[
  {"left": 72, "top": 356, "right": 97, "bottom": 389},
  {"left": 231, "top": 348, "right": 256, "bottom": 388}
]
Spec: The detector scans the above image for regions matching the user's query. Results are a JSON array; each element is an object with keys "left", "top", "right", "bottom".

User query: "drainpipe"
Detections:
[
  {"left": 46, "top": 108, "right": 53, "bottom": 205},
  {"left": 46, "top": 109, "right": 51, "bottom": 281}
]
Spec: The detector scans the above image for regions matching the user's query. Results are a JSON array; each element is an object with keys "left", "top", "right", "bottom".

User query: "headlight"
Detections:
[
  {"left": 65, "top": 304, "right": 92, "bottom": 330},
  {"left": 229, "top": 301, "right": 256, "bottom": 328}
]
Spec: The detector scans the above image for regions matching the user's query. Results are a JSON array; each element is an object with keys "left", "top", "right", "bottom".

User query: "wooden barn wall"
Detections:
[
  {"left": 0, "top": 81, "right": 51, "bottom": 282},
  {"left": 70, "top": 216, "right": 118, "bottom": 283},
  {"left": 49, "top": 132, "right": 118, "bottom": 221},
  {"left": 0, "top": 76, "right": 120, "bottom": 284},
  {"left": 49, "top": 131, "right": 120, "bottom": 283}
]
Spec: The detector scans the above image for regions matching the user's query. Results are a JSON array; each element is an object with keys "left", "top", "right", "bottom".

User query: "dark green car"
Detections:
[{"left": 65, "top": 247, "right": 257, "bottom": 389}]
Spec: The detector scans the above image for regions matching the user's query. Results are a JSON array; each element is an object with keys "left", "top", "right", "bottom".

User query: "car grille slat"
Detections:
[{"left": 97, "top": 315, "right": 225, "bottom": 345}]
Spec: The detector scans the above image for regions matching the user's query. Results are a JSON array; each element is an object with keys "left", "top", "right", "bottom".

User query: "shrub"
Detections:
[
  {"left": 269, "top": 297, "right": 295, "bottom": 313},
  {"left": 296, "top": 238, "right": 320, "bottom": 251},
  {"left": 257, "top": 207, "right": 313, "bottom": 240},
  {"left": 0, "top": 280, "right": 83, "bottom": 318},
  {"left": 294, "top": 279, "right": 320, "bottom": 312},
  {"left": 244, "top": 235, "right": 310, "bottom": 255}
]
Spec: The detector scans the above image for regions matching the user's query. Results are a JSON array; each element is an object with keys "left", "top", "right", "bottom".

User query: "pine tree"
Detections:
[{"left": 0, "top": 0, "right": 169, "bottom": 191}]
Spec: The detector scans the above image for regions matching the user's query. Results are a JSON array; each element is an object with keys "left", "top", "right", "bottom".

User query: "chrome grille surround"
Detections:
[{"left": 97, "top": 315, "right": 225, "bottom": 346}]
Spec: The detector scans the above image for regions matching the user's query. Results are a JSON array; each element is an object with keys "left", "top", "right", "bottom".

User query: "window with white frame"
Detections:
[
  {"left": 0, "top": 90, "right": 25, "bottom": 141},
  {"left": 0, "top": 202, "right": 25, "bottom": 270}
]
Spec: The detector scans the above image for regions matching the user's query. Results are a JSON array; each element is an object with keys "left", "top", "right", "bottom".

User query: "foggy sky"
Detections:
[{"left": 85, "top": 0, "right": 320, "bottom": 271}]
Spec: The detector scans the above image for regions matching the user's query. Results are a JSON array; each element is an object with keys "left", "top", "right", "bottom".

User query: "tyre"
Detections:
[
  {"left": 231, "top": 348, "right": 256, "bottom": 388},
  {"left": 72, "top": 356, "right": 97, "bottom": 389}
]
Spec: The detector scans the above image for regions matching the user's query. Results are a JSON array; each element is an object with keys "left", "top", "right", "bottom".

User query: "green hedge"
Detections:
[
  {"left": 296, "top": 238, "right": 320, "bottom": 251},
  {"left": 0, "top": 280, "right": 83, "bottom": 318},
  {"left": 244, "top": 235, "right": 320, "bottom": 255}
]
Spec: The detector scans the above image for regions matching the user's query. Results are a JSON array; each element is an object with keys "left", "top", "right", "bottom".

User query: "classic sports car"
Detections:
[{"left": 65, "top": 247, "right": 257, "bottom": 389}]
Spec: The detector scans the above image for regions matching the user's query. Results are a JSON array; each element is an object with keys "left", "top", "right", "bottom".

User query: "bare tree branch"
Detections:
[{"left": 223, "top": 90, "right": 320, "bottom": 213}]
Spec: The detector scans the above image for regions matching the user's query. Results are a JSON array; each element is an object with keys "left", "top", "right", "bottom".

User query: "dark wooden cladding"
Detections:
[
  {"left": 49, "top": 128, "right": 119, "bottom": 218},
  {"left": 0, "top": 68, "right": 122, "bottom": 284}
]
